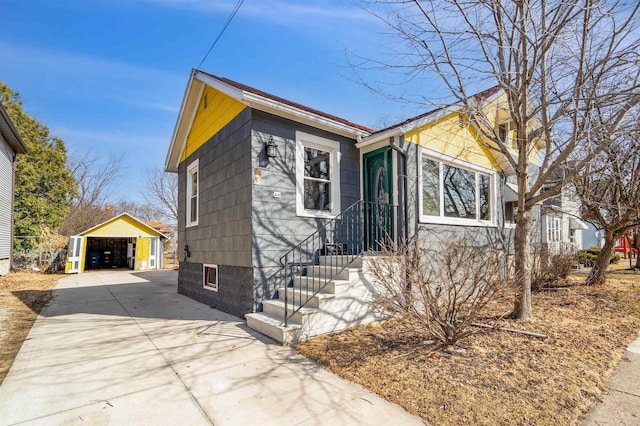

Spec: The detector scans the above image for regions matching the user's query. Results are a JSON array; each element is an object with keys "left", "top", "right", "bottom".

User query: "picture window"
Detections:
[{"left": 419, "top": 150, "right": 495, "bottom": 225}]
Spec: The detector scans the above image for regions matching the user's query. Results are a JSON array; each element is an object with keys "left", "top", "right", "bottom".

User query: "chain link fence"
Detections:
[{"left": 13, "top": 232, "right": 68, "bottom": 273}]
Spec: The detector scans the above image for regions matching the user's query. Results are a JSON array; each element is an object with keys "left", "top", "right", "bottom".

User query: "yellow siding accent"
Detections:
[
  {"left": 405, "top": 113, "right": 501, "bottom": 171},
  {"left": 405, "top": 91, "right": 543, "bottom": 169},
  {"left": 481, "top": 93, "right": 543, "bottom": 167},
  {"left": 180, "top": 85, "right": 246, "bottom": 162},
  {"left": 80, "top": 236, "right": 87, "bottom": 272},
  {"left": 135, "top": 238, "right": 150, "bottom": 269},
  {"left": 84, "top": 215, "right": 161, "bottom": 237}
]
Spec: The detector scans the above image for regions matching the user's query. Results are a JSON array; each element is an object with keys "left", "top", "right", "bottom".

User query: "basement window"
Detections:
[{"left": 203, "top": 264, "right": 218, "bottom": 291}]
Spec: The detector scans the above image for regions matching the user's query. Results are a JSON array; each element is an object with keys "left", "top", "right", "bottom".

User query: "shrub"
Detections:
[
  {"left": 368, "top": 235, "right": 507, "bottom": 348},
  {"left": 578, "top": 246, "right": 620, "bottom": 267},
  {"left": 531, "top": 246, "right": 579, "bottom": 289}
]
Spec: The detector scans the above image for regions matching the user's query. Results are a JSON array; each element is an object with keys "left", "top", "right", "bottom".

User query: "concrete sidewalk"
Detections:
[
  {"left": 0, "top": 270, "right": 423, "bottom": 426},
  {"left": 583, "top": 334, "right": 640, "bottom": 425}
]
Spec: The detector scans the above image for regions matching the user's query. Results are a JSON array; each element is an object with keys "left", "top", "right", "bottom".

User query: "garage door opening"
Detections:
[{"left": 85, "top": 237, "right": 134, "bottom": 270}]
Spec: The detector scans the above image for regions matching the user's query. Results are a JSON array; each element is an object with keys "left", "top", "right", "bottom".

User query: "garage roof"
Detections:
[{"left": 78, "top": 213, "right": 168, "bottom": 239}]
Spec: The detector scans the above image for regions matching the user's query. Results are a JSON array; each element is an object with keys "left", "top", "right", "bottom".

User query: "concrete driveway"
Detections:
[{"left": 0, "top": 270, "right": 423, "bottom": 426}]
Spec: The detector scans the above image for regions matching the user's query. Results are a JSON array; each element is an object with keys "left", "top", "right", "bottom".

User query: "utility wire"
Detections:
[{"left": 197, "top": 0, "right": 246, "bottom": 68}]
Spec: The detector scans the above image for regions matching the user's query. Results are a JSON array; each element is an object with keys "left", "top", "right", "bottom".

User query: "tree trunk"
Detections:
[
  {"left": 513, "top": 208, "right": 533, "bottom": 319},
  {"left": 586, "top": 232, "right": 616, "bottom": 285}
]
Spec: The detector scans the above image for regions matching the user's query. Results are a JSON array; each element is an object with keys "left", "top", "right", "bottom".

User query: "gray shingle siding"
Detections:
[
  {"left": 178, "top": 261, "right": 253, "bottom": 318},
  {"left": 177, "top": 108, "right": 254, "bottom": 314},
  {"left": 250, "top": 110, "right": 360, "bottom": 308}
]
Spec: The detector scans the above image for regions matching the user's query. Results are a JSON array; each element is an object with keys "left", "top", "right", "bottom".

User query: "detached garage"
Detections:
[{"left": 65, "top": 213, "right": 167, "bottom": 274}]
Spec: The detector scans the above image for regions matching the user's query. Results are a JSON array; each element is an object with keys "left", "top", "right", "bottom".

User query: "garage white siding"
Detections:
[{"left": 0, "top": 134, "right": 15, "bottom": 262}]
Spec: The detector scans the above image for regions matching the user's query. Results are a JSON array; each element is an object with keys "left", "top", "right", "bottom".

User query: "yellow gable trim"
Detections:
[
  {"left": 180, "top": 85, "right": 246, "bottom": 163},
  {"left": 83, "top": 215, "right": 163, "bottom": 238},
  {"left": 405, "top": 112, "right": 501, "bottom": 171}
]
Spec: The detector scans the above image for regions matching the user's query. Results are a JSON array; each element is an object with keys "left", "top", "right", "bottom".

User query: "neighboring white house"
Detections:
[
  {"left": 540, "top": 183, "right": 588, "bottom": 253},
  {"left": 582, "top": 221, "right": 602, "bottom": 250},
  {"left": 0, "top": 101, "right": 27, "bottom": 275}
]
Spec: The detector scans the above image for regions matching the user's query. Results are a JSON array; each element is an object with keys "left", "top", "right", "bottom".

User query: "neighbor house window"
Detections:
[
  {"left": 296, "top": 132, "right": 341, "bottom": 217},
  {"left": 547, "top": 216, "right": 561, "bottom": 242},
  {"left": 419, "top": 149, "right": 495, "bottom": 225},
  {"left": 504, "top": 201, "right": 518, "bottom": 225},
  {"left": 498, "top": 121, "right": 518, "bottom": 150},
  {"left": 203, "top": 264, "right": 218, "bottom": 291},
  {"left": 186, "top": 159, "right": 199, "bottom": 227}
]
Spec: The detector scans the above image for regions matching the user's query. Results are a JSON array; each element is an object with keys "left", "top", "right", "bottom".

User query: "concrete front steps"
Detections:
[{"left": 246, "top": 255, "right": 381, "bottom": 344}]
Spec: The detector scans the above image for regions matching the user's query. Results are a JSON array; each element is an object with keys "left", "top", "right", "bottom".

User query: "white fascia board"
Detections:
[
  {"left": 400, "top": 105, "right": 461, "bottom": 134},
  {"left": 165, "top": 71, "right": 196, "bottom": 173},
  {"left": 479, "top": 88, "right": 503, "bottom": 105},
  {"left": 194, "top": 71, "right": 245, "bottom": 102},
  {"left": 358, "top": 105, "right": 460, "bottom": 149},
  {"left": 243, "top": 92, "right": 370, "bottom": 140},
  {"left": 173, "top": 83, "right": 204, "bottom": 171},
  {"left": 355, "top": 128, "right": 401, "bottom": 148},
  {"left": 196, "top": 72, "right": 370, "bottom": 138}
]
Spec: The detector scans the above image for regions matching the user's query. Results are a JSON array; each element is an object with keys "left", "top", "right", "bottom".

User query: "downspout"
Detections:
[
  {"left": 390, "top": 136, "right": 409, "bottom": 242},
  {"left": 10, "top": 152, "right": 17, "bottom": 272}
]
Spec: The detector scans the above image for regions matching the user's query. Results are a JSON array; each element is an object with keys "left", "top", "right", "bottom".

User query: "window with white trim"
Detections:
[
  {"left": 296, "top": 132, "right": 341, "bottom": 217},
  {"left": 419, "top": 150, "right": 495, "bottom": 225},
  {"left": 498, "top": 121, "right": 518, "bottom": 150},
  {"left": 547, "top": 216, "right": 561, "bottom": 242},
  {"left": 203, "top": 264, "right": 218, "bottom": 291},
  {"left": 504, "top": 201, "right": 518, "bottom": 225},
  {"left": 186, "top": 159, "right": 199, "bottom": 227}
]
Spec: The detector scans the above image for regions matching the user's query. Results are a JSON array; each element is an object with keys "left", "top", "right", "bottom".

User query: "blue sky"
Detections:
[{"left": 0, "top": 0, "right": 438, "bottom": 203}]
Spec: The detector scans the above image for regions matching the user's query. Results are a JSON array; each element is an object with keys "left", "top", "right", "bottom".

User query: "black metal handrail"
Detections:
[{"left": 279, "top": 200, "right": 396, "bottom": 326}]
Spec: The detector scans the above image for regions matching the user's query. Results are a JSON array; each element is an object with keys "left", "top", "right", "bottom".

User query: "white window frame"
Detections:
[
  {"left": 498, "top": 121, "right": 518, "bottom": 150},
  {"left": 186, "top": 159, "right": 199, "bottom": 227},
  {"left": 504, "top": 201, "right": 518, "bottom": 229},
  {"left": 547, "top": 216, "right": 562, "bottom": 242},
  {"left": 418, "top": 147, "right": 497, "bottom": 227},
  {"left": 203, "top": 264, "right": 218, "bottom": 291},
  {"left": 295, "top": 131, "right": 341, "bottom": 218}
]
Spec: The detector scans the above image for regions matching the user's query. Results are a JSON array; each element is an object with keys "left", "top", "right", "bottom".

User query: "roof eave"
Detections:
[
  {"left": 79, "top": 213, "right": 168, "bottom": 238},
  {"left": 359, "top": 105, "right": 461, "bottom": 147},
  {"left": 165, "top": 70, "right": 198, "bottom": 173},
  {"left": 243, "top": 92, "right": 370, "bottom": 140},
  {"left": 356, "top": 128, "right": 402, "bottom": 148},
  {"left": 165, "top": 72, "right": 370, "bottom": 171},
  {"left": 0, "top": 102, "right": 28, "bottom": 154}
]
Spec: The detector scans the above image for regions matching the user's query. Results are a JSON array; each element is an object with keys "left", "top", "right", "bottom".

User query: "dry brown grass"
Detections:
[
  {"left": 0, "top": 271, "right": 61, "bottom": 384},
  {"left": 295, "top": 267, "right": 640, "bottom": 425}
]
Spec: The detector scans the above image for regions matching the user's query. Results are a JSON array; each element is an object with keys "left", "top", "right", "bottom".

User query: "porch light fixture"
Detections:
[{"left": 265, "top": 136, "right": 278, "bottom": 158}]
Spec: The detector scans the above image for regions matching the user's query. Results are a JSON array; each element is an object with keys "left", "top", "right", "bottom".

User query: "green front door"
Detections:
[{"left": 363, "top": 147, "right": 393, "bottom": 250}]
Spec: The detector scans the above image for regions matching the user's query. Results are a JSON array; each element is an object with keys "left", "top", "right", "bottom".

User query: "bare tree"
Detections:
[
  {"left": 574, "top": 122, "right": 640, "bottom": 285},
  {"left": 360, "top": 0, "right": 640, "bottom": 318},
  {"left": 142, "top": 167, "right": 178, "bottom": 225},
  {"left": 112, "top": 201, "right": 157, "bottom": 222},
  {"left": 59, "top": 153, "right": 123, "bottom": 235}
]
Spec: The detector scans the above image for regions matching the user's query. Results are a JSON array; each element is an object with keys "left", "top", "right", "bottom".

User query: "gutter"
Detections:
[{"left": 390, "top": 136, "right": 409, "bottom": 241}]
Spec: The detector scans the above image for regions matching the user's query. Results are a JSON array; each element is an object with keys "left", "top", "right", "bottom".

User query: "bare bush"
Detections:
[
  {"left": 531, "top": 246, "right": 578, "bottom": 290},
  {"left": 369, "top": 236, "right": 506, "bottom": 347}
]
